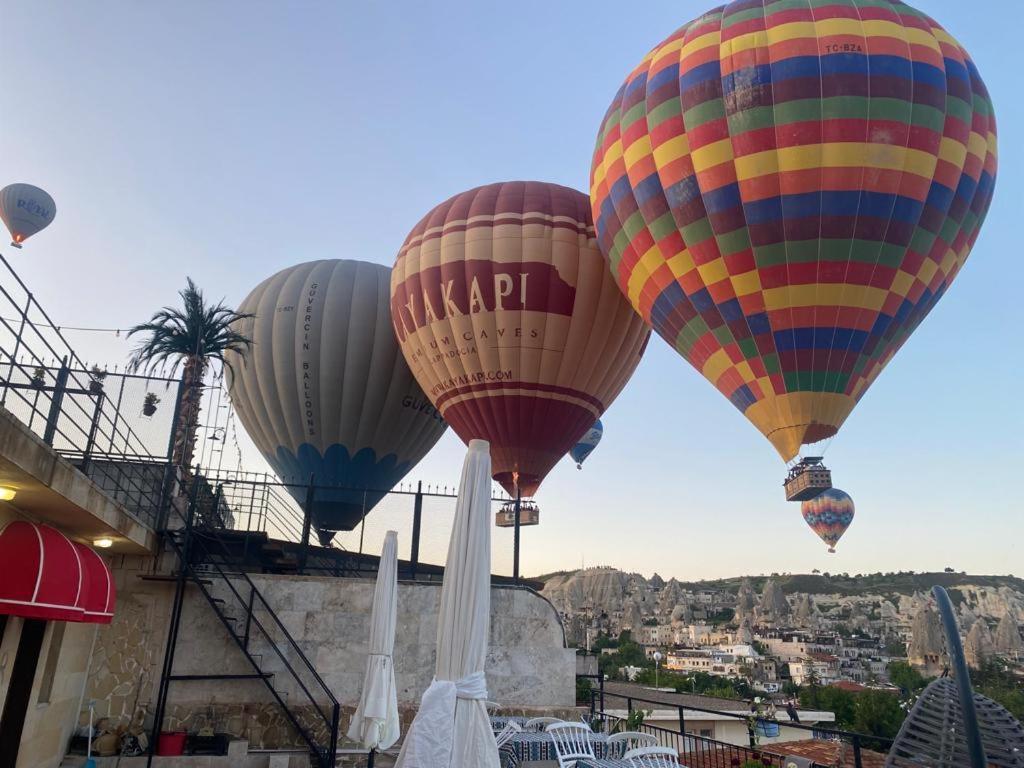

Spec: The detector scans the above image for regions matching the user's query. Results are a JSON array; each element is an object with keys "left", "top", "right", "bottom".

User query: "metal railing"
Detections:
[
  {"left": 188, "top": 467, "right": 533, "bottom": 582},
  {"left": 0, "top": 251, "right": 182, "bottom": 528},
  {"left": 588, "top": 688, "right": 894, "bottom": 768}
]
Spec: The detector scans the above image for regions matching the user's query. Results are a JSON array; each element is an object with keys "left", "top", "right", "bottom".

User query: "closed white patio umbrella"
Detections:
[
  {"left": 347, "top": 529, "right": 401, "bottom": 759},
  {"left": 395, "top": 439, "right": 499, "bottom": 768}
]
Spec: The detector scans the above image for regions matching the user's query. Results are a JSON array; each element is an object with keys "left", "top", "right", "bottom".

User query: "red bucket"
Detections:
[{"left": 156, "top": 731, "right": 187, "bottom": 756}]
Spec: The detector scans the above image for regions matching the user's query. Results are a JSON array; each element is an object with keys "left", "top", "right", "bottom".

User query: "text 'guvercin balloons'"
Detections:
[
  {"left": 227, "top": 260, "right": 447, "bottom": 546},
  {"left": 391, "top": 181, "right": 650, "bottom": 498},
  {"left": 591, "top": 1, "right": 997, "bottom": 470}
]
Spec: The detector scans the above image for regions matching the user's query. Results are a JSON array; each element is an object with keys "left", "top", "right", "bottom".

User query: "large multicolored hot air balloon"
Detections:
[
  {"left": 391, "top": 181, "right": 650, "bottom": 498},
  {"left": 570, "top": 419, "right": 603, "bottom": 469},
  {"left": 801, "top": 488, "right": 855, "bottom": 553},
  {"left": 227, "top": 260, "right": 447, "bottom": 546},
  {"left": 0, "top": 184, "right": 56, "bottom": 247},
  {"left": 591, "top": 2, "right": 997, "bottom": 475}
]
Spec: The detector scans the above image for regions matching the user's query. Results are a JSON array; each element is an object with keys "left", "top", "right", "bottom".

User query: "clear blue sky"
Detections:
[{"left": 2, "top": 1, "right": 1021, "bottom": 579}]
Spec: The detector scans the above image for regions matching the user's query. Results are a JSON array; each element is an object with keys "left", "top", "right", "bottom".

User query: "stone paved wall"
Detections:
[{"left": 84, "top": 560, "right": 575, "bottom": 748}]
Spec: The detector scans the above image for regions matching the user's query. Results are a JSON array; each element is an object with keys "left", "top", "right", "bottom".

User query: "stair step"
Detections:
[{"left": 167, "top": 673, "right": 273, "bottom": 681}]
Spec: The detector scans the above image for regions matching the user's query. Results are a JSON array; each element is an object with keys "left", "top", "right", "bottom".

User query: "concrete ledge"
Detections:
[{"left": 0, "top": 406, "right": 156, "bottom": 552}]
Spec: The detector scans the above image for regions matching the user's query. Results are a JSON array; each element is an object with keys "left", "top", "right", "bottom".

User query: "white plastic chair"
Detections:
[
  {"left": 607, "top": 731, "right": 657, "bottom": 758},
  {"left": 624, "top": 745, "right": 682, "bottom": 767},
  {"left": 524, "top": 715, "right": 563, "bottom": 731},
  {"left": 547, "top": 721, "right": 596, "bottom": 768},
  {"left": 495, "top": 719, "right": 522, "bottom": 748}
]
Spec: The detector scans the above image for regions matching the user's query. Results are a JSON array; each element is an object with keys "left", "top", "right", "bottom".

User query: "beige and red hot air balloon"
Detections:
[{"left": 391, "top": 181, "right": 650, "bottom": 498}]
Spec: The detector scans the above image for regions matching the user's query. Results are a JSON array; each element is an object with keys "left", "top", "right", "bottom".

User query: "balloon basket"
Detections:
[
  {"left": 784, "top": 457, "right": 832, "bottom": 501},
  {"left": 827, "top": 547, "right": 836, "bottom": 554}
]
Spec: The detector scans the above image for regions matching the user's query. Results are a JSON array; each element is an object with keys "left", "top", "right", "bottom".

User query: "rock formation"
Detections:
[
  {"left": 965, "top": 619, "right": 995, "bottom": 669},
  {"left": 994, "top": 613, "right": 1024, "bottom": 657},
  {"left": 908, "top": 604, "right": 947, "bottom": 676},
  {"left": 758, "top": 579, "right": 791, "bottom": 624}
]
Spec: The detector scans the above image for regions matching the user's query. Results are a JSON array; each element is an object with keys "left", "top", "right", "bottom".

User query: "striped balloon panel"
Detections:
[
  {"left": 590, "top": 0, "right": 997, "bottom": 461},
  {"left": 391, "top": 182, "right": 649, "bottom": 497},
  {"left": 226, "top": 260, "right": 447, "bottom": 535},
  {"left": 801, "top": 486, "right": 855, "bottom": 548}
]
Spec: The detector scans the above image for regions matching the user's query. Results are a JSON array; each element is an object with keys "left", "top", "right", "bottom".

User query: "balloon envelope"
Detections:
[
  {"left": 0, "top": 184, "right": 56, "bottom": 246},
  {"left": 801, "top": 488, "right": 855, "bottom": 552},
  {"left": 227, "top": 260, "right": 447, "bottom": 543},
  {"left": 570, "top": 419, "right": 603, "bottom": 469},
  {"left": 590, "top": 1, "right": 997, "bottom": 462},
  {"left": 391, "top": 181, "right": 649, "bottom": 497}
]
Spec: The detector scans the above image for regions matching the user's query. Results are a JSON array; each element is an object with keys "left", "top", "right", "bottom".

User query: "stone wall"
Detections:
[{"left": 85, "top": 558, "right": 575, "bottom": 748}]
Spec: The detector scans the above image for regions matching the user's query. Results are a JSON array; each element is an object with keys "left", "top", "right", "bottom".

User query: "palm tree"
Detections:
[{"left": 128, "top": 278, "right": 252, "bottom": 473}]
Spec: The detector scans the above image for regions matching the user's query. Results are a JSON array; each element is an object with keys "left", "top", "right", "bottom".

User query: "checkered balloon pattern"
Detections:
[{"left": 590, "top": 0, "right": 996, "bottom": 462}]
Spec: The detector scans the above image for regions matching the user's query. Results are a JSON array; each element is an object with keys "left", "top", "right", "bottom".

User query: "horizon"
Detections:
[{"left": 2, "top": 0, "right": 1021, "bottom": 580}]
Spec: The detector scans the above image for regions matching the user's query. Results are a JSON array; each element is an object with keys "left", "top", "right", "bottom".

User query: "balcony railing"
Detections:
[
  {"left": 586, "top": 687, "right": 893, "bottom": 768},
  {"left": 0, "top": 251, "right": 181, "bottom": 528}
]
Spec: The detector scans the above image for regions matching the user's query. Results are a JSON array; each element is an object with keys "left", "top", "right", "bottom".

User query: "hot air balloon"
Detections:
[
  {"left": 226, "top": 260, "right": 447, "bottom": 546},
  {"left": 590, "top": 1, "right": 997, "bottom": 500},
  {"left": 0, "top": 184, "right": 56, "bottom": 247},
  {"left": 391, "top": 181, "right": 650, "bottom": 499},
  {"left": 801, "top": 488, "right": 854, "bottom": 553},
  {"left": 570, "top": 419, "right": 603, "bottom": 469}
]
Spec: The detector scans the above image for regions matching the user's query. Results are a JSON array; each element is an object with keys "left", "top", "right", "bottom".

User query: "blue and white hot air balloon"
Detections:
[
  {"left": 570, "top": 419, "right": 603, "bottom": 470},
  {"left": 226, "top": 260, "right": 447, "bottom": 546},
  {"left": 0, "top": 184, "right": 56, "bottom": 247}
]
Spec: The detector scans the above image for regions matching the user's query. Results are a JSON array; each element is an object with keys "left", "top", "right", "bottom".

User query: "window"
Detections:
[
  {"left": 36, "top": 623, "right": 65, "bottom": 705},
  {"left": 699, "top": 728, "right": 713, "bottom": 737}
]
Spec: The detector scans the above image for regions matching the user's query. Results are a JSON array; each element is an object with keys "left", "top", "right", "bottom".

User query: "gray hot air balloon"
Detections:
[
  {"left": 226, "top": 260, "right": 447, "bottom": 546},
  {"left": 0, "top": 183, "right": 56, "bottom": 247}
]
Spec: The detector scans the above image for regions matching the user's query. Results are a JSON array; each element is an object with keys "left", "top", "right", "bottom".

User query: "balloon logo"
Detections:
[
  {"left": 590, "top": 1, "right": 997, "bottom": 467},
  {"left": 801, "top": 488, "right": 854, "bottom": 553},
  {"left": 227, "top": 260, "right": 447, "bottom": 545},
  {"left": 391, "top": 181, "right": 649, "bottom": 498},
  {"left": 1, "top": 184, "right": 56, "bottom": 247},
  {"left": 570, "top": 419, "right": 603, "bottom": 469}
]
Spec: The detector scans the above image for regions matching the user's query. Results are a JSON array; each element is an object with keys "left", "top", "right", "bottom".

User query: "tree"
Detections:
[
  {"left": 887, "top": 661, "right": 927, "bottom": 694},
  {"left": 128, "top": 279, "right": 252, "bottom": 473},
  {"left": 851, "top": 690, "right": 905, "bottom": 745}
]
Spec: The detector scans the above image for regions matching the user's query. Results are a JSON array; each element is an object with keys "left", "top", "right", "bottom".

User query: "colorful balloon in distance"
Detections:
[
  {"left": 0, "top": 184, "right": 56, "bottom": 247},
  {"left": 391, "top": 181, "right": 650, "bottom": 498},
  {"left": 801, "top": 488, "right": 855, "bottom": 553},
  {"left": 591, "top": 1, "right": 997, "bottom": 465},
  {"left": 226, "top": 260, "right": 447, "bottom": 546},
  {"left": 570, "top": 419, "right": 603, "bottom": 469}
]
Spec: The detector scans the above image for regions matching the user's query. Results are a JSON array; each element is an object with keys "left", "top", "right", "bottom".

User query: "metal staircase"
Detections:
[{"left": 150, "top": 488, "right": 340, "bottom": 768}]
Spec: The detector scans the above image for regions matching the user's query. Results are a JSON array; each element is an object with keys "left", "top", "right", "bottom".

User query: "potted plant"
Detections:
[
  {"left": 30, "top": 366, "right": 46, "bottom": 389},
  {"left": 142, "top": 392, "right": 160, "bottom": 417},
  {"left": 89, "top": 365, "right": 107, "bottom": 394}
]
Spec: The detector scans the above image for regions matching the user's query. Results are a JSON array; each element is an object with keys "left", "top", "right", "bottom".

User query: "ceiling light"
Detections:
[
  {"left": 93, "top": 537, "right": 114, "bottom": 548},
  {"left": 0, "top": 487, "right": 16, "bottom": 502}
]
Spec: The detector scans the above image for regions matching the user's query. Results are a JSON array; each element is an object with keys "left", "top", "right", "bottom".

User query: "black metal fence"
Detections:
[
  {"left": 183, "top": 468, "right": 531, "bottom": 582},
  {"left": 0, "top": 252, "right": 182, "bottom": 528},
  {"left": 588, "top": 688, "right": 893, "bottom": 768}
]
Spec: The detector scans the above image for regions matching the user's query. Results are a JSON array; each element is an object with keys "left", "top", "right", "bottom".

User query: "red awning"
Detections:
[
  {"left": 73, "top": 542, "right": 116, "bottom": 624},
  {"left": 0, "top": 521, "right": 115, "bottom": 624}
]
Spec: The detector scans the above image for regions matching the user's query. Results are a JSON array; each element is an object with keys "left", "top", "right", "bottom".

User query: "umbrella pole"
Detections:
[
  {"left": 513, "top": 489, "right": 521, "bottom": 584},
  {"left": 367, "top": 747, "right": 375, "bottom": 767}
]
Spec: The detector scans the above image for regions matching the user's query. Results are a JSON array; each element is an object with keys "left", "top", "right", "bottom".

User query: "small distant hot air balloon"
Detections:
[
  {"left": 391, "top": 181, "right": 650, "bottom": 499},
  {"left": 570, "top": 419, "right": 603, "bottom": 470},
  {"left": 226, "top": 260, "right": 447, "bottom": 546},
  {"left": 801, "top": 488, "right": 855, "bottom": 553},
  {"left": 591, "top": 0, "right": 997, "bottom": 501},
  {"left": 0, "top": 184, "right": 56, "bottom": 247}
]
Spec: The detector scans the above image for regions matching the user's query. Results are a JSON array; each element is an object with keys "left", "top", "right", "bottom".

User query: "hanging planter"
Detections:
[
  {"left": 89, "top": 365, "right": 107, "bottom": 395},
  {"left": 30, "top": 366, "right": 46, "bottom": 389},
  {"left": 142, "top": 392, "right": 161, "bottom": 417}
]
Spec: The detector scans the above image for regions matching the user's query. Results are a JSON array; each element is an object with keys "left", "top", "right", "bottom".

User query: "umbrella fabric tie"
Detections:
[{"left": 395, "top": 673, "right": 489, "bottom": 767}]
